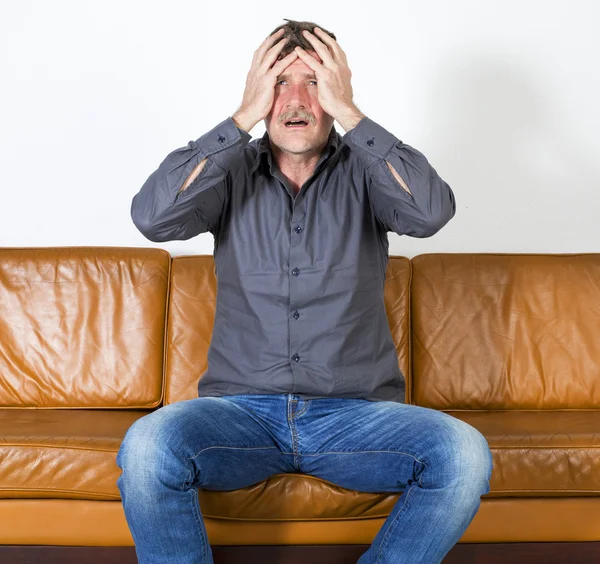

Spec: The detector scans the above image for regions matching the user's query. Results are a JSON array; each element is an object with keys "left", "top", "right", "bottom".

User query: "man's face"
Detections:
[{"left": 264, "top": 50, "right": 334, "bottom": 155}]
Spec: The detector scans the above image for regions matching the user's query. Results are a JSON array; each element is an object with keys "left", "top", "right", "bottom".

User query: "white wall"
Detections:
[{"left": 1, "top": 0, "right": 598, "bottom": 257}]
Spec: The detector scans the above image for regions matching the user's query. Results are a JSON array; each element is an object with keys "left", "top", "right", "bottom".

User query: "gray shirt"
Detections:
[{"left": 131, "top": 116, "right": 455, "bottom": 402}]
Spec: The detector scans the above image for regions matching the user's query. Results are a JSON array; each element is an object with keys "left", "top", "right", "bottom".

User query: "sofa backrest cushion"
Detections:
[
  {"left": 0, "top": 248, "right": 169, "bottom": 408},
  {"left": 164, "top": 256, "right": 411, "bottom": 404},
  {"left": 411, "top": 253, "right": 600, "bottom": 409}
]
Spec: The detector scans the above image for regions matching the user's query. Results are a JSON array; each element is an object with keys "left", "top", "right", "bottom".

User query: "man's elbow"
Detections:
[
  {"left": 130, "top": 200, "right": 171, "bottom": 242},
  {"left": 415, "top": 212, "right": 453, "bottom": 238},
  {"left": 131, "top": 215, "right": 169, "bottom": 242},
  {"left": 404, "top": 189, "right": 456, "bottom": 238},
  {"left": 131, "top": 201, "right": 205, "bottom": 242}
]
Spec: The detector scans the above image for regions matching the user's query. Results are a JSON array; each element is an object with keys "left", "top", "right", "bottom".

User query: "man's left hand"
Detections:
[{"left": 295, "top": 28, "right": 365, "bottom": 131}]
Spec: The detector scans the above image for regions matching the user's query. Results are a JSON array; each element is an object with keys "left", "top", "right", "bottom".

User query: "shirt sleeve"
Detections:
[
  {"left": 130, "top": 117, "right": 252, "bottom": 242},
  {"left": 342, "top": 116, "right": 456, "bottom": 237}
]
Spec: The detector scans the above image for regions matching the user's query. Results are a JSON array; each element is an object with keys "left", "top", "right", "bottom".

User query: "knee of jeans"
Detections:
[
  {"left": 434, "top": 417, "right": 494, "bottom": 491},
  {"left": 116, "top": 411, "right": 183, "bottom": 485},
  {"left": 452, "top": 421, "right": 494, "bottom": 488},
  {"left": 117, "top": 417, "right": 148, "bottom": 473}
]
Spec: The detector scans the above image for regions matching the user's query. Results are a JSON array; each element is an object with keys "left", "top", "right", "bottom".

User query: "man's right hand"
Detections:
[{"left": 232, "top": 29, "right": 299, "bottom": 132}]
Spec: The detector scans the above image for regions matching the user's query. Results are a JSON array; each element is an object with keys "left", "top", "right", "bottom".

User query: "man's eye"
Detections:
[{"left": 276, "top": 80, "right": 317, "bottom": 86}]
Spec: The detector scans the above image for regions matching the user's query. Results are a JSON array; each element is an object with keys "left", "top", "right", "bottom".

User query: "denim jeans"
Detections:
[{"left": 116, "top": 394, "right": 493, "bottom": 564}]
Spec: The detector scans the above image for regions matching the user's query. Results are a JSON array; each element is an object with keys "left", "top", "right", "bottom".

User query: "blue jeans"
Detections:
[{"left": 116, "top": 394, "right": 493, "bottom": 564}]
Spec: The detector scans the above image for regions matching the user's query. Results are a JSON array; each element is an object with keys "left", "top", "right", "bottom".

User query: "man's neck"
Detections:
[{"left": 271, "top": 142, "right": 326, "bottom": 194}]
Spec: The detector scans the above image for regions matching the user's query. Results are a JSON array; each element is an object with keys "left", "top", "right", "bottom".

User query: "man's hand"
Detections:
[
  {"left": 232, "top": 29, "right": 299, "bottom": 132},
  {"left": 295, "top": 28, "right": 365, "bottom": 132}
]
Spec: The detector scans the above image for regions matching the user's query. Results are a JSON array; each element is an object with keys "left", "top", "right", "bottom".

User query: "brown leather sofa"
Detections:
[{"left": 1, "top": 247, "right": 599, "bottom": 563}]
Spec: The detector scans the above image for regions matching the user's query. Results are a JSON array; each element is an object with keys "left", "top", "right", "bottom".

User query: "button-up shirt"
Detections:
[{"left": 131, "top": 116, "right": 456, "bottom": 402}]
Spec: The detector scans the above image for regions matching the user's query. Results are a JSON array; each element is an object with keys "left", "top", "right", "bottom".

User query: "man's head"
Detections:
[{"left": 264, "top": 19, "right": 337, "bottom": 156}]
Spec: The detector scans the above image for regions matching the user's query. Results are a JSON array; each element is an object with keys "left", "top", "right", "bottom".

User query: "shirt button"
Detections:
[
  {"left": 293, "top": 310, "right": 300, "bottom": 319},
  {"left": 292, "top": 354, "right": 300, "bottom": 362},
  {"left": 294, "top": 225, "right": 303, "bottom": 234},
  {"left": 218, "top": 135, "right": 226, "bottom": 143},
  {"left": 367, "top": 139, "right": 374, "bottom": 147},
  {"left": 292, "top": 268, "right": 300, "bottom": 276}
]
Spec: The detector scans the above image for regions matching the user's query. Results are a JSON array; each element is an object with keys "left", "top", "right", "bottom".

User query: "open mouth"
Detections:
[{"left": 284, "top": 120, "right": 309, "bottom": 128}]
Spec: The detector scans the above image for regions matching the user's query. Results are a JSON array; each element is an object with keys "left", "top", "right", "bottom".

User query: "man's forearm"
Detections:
[
  {"left": 336, "top": 105, "right": 366, "bottom": 133},
  {"left": 232, "top": 110, "right": 258, "bottom": 133}
]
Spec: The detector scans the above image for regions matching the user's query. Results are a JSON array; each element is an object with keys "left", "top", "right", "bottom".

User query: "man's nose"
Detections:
[{"left": 285, "top": 84, "right": 310, "bottom": 109}]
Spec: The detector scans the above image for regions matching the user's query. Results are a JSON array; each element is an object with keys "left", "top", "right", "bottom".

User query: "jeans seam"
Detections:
[
  {"left": 184, "top": 467, "right": 193, "bottom": 490},
  {"left": 291, "top": 423, "right": 300, "bottom": 470},
  {"left": 293, "top": 402, "right": 310, "bottom": 418},
  {"left": 375, "top": 483, "right": 416, "bottom": 564},
  {"left": 189, "top": 445, "right": 278, "bottom": 461},
  {"left": 287, "top": 401, "right": 298, "bottom": 469},
  {"left": 418, "top": 461, "right": 427, "bottom": 487},
  {"left": 189, "top": 487, "right": 210, "bottom": 563},
  {"left": 287, "top": 415, "right": 301, "bottom": 470},
  {"left": 296, "top": 450, "right": 426, "bottom": 464}
]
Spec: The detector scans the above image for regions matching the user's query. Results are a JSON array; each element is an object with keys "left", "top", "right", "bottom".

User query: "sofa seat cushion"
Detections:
[
  {"left": 0, "top": 409, "right": 150, "bottom": 499},
  {"left": 6, "top": 408, "right": 596, "bottom": 519},
  {"left": 452, "top": 410, "right": 600, "bottom": 496},
  {"left": 198, "top": 473, "right": 400, "bottom": 520}
]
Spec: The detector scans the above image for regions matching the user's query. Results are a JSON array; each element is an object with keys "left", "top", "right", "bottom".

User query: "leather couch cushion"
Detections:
[
  {"left": 0, "top": 248, "right": 169, "bottom": 408},
  {"left": 3, "top": 407, "right": 598, "bottom": 510},
  {"left": 0, "top": 409, "right": 149, "bottom": 499},
  {"left": 164, "top": 256, "right": 411, "bottom": 404},
  {"left": 452, "top": 410, "right": 600, "bottom": 496},
  {"left": 411, "top": 254, "right": 600, "bottom": 409},
  {"left": 199, "top": 473, "right": 399, "bottom": 520}
]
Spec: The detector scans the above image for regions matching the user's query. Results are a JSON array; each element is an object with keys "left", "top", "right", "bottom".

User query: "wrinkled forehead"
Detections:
[
  {"left": 278, "top": 48, "right": 322, "bottom": 64},
  {"left": 279, "top": 51, "right": 322, "bottom": 77}
]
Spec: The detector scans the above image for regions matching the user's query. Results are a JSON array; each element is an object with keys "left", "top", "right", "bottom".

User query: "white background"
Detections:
[{"left": 1, "top": 0, "right": 598, "bottom": 257}]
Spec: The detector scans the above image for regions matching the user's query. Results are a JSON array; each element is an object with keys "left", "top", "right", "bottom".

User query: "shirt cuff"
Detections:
[
  {"left": 342, "top": 116, "right": 402, "bottom": 167},
  {"left": 190, "top": 117, "right": 252, "bottom": 168}
]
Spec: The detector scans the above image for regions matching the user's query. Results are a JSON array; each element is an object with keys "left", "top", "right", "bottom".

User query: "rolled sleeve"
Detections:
[
  {"left": 130, "top": 117, "right": 252, "bottom": 242},
  {"left": 343, "top": 117, "right": 456, "bottom": 238},
  {"left": 187, "top": 117, "right": 252, "bottom": 170}
]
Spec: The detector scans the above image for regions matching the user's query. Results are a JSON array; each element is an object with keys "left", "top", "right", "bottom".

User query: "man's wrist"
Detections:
[
  {"left": 336, "top": 106, "right": 366, "bottom": 133},
  {"left": 232, "top": 110, "right": 258, "bottom": 133}
]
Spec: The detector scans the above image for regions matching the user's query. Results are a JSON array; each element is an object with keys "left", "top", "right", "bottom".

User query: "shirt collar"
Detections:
[{"left": 250, "top": 125, "right": 341, "bottom": 175}]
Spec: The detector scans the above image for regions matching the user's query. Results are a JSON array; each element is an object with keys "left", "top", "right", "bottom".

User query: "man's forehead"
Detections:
[{"left": 278, "top": 54, "right": 321, "bottom": 78}]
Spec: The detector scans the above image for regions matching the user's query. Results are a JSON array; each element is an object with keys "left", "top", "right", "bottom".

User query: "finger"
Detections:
[
  {"left": 266, "top": 28, "right": 285, "bottom": 40},
  {"left": 253, "top": 29, "right": 285, "bottom": 64},
  {"left": 295, "top": 47, "right": 325, "bottom": 76},
  {"left": 301, "top": 30, "right": 336, "bottom": 67},
  {"left": 268, "top": 51, "right": 299, "bottom": 77},
  {"left": 260, "top": 36, "right": 290, "bottom": 71},
  {"left": 313, "top": 27, "right": 348, "bottom": 63}
]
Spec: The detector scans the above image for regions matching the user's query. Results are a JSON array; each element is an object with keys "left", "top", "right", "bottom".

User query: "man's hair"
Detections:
[{"left": 269, "top": 19, "right": 336, "bottom": 60}]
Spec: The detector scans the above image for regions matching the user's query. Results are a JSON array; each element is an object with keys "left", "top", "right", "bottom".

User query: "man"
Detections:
[{"left": 118, "top": 19, "right": 493, "bottom": 564}]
